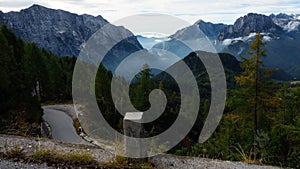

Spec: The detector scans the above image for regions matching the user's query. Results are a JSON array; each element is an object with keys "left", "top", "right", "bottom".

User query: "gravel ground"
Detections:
[
  {"left": 0, "top": 135, "right": 286, "bottom": 169},
  {"left": 151, "top": 154, "right": 284, "bottom": 169},
  {"left": 0, "top": 135, "right": 114, "bottom": 163},
  {"left": 0, "top": 159, "right": 53, "bottom": 169}
]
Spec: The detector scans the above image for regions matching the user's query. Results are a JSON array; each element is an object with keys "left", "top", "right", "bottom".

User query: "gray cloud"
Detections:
[
  {"left": 1, "top": 0, "right": 300, "bottom": 25},
  {"left": 0, "top": 0, "right": 36, "bottom": 8}
]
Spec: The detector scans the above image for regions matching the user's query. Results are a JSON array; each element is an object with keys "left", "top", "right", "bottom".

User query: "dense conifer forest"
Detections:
[{"left": 0, "top": 25, "right": 299, "bottom": 167}]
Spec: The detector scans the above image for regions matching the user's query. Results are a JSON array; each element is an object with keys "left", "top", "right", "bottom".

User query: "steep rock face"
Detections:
[
  {"left": 1, "top": 5, "right": 108, "bottom": 57},
  {"left": 0, "top": 5, "right": 143, "bottom": 71},
  {"left": 218, "top": 13, "right": 282, "bottom": 41},
  {"left": 195, "top": 20, "right": 227, "bottom": 40}
]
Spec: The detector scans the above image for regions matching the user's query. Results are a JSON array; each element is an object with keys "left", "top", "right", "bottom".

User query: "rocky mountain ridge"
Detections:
[
  {"left": 271, "top": 13, "right": 300, "bottom": 32},
  {"left": 218, "top": 13, "right": 283, "bottom": 41},
  {"left": 0, "top": 4, "right": 109, "bottom": 57},
  {"left": 1, "top": 5, "right": 299, "bottom": 78},
  {"left": 0, "top": 4, "right": 143, "bottom": 71}
]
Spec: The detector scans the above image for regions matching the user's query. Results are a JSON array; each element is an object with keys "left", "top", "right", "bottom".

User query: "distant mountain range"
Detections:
[
  {"left": 136, "top": 34, "right": 170, "bottom": 49},
  {"left": 154, "top": 13, "right": 300, "bottom": 79},
  {"left": 0, "top": 5, "right": 299, "bottom": 79}
]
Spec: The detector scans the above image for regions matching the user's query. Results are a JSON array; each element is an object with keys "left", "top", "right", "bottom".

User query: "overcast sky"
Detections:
[{"left": 1, "top": 0, "right": 300, "bottom": 24}]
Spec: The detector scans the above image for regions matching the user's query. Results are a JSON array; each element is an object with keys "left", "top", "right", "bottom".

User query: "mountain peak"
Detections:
[
  {"left": 21, "top": 4, "right": 107, "bottom": 22},
  {"left": 234, "top": 13, "right": 275, "bottom": 30},
  {"left": 25, "top": 4, "right": 50, "bottom": 11},
  {"left": 196, "top": 20, "right": 227, "bottom": 40},
  {"left": 194, "top": 19, "right": 204, "bottom": 25},
  {"left": 22, "top": 4, "right": 75, "bottom": 16},
  {"left": 275, "top": 13, "right": 292, "bottom": 18},
  {"left": 29, "top": 4, "right": 45, "bottom": 8},
  {"left": 218, "top": 13, "right": 282, "bottom": 40}
]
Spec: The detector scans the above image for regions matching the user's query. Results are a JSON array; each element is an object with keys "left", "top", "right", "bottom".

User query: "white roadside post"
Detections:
[{"left": 123, "top": 112, "right": 145, "bottom": 159}]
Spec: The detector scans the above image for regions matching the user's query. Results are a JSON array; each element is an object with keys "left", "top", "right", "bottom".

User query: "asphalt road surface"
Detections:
[{"left": 43, "top": 107, "right": 90, "bottom": 145}]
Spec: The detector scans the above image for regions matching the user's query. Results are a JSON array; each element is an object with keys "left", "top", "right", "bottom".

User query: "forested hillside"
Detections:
[
  {"left": 169, "top": 33, "right": 300, "bottom": 168},
  {"left": 0, "top": 25, "right": 299, "bottom": 168},
  {"left": 0, "top": 25, "right": 75, "bottom": 136},
  {"left": 95, "top": 34, "right": 300, "bottom": 167}
]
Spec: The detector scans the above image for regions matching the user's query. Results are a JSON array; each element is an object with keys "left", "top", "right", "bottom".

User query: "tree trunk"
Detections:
[{"left": 254, "top": 46, "right": 260, "bottom": 152}]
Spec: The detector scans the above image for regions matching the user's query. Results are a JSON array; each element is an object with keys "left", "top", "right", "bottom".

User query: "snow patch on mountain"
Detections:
[
  {"left": 263, "top": 35, "right": 272, "bottom": 42},
  {"left": 154, "top": 39, "right": 163, "bottom": 43},
  {"left": 58, "top": 30, "right": 65, "bottom": 34},
  {"left": 222, "top": 33, "right": 271, "bottom": 46},
  {"left": 136, "top": 32, "right": 169, "bottom": 38},
  {"left": 284, "top": 21, "right": 300, "bottom": 32},
  {"left": 271, "top": 13, "right": 300, "bottom": 32}
]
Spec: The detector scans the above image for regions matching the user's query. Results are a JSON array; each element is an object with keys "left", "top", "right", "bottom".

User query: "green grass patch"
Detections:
[
  {"left": 30, "top": 149, "right": 96, "bottom": 167},
  {"left": 41, "top": 100, "right": 73, "bottom": 106},
  {"left": 73, "top": 118, "right": 81, "bottom": 133},
  {"left": 1, "top": 144, "right": 25, "bottom": 159},
  {"left": 103, "top": 155, "right": 154, "bottom": 169}
]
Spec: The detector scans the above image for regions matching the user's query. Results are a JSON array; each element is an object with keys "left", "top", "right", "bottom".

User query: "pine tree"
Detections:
[{"left": 0, "top": 30, "right": 15, "bottom": 112}]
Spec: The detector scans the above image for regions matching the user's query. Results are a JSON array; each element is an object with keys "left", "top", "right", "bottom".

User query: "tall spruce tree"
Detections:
[
  {"left": 234, "top": 32, "right": 279, "bottom": 151},
  {"left": 132, "top": 64, "right": 154, "bottom": 111}
]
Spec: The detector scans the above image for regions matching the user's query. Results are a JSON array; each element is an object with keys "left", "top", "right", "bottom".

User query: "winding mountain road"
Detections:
[{"left": 42, "top": 105, "right": 90, "bottom": 145}]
